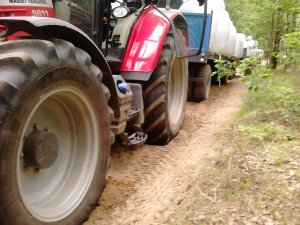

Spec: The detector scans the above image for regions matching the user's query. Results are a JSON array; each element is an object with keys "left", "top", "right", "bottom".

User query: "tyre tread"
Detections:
[
  {"left": 0, "top": 38, "right": 113, "bottom": 225},
  {"left": 143, "top": 33, "right": 187, "bottom": 145}
]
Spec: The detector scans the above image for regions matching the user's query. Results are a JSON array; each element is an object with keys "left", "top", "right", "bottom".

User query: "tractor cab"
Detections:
[{"left": 0, "top": 0, "right": 206, "bottom": 70}]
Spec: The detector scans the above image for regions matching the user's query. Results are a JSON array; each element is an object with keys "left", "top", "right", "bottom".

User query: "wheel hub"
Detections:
[{"left": 23, "top": 130, "right": 59, "bottom": 169}]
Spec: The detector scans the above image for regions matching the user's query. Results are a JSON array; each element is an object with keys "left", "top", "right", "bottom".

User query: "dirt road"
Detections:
[{"left": 84, "top": 79, "right": 246, "bottom": 225}]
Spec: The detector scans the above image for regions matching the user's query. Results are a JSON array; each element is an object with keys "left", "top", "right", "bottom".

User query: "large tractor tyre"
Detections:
[
  {"left": 143, "top": 33, "right": 188, "bottom": 145},
  {"left": 188, "top": 64, "right": 212, "bottom": 102},
  {"left": 0, "top": 39, "right": 113, "bottom": 225}
]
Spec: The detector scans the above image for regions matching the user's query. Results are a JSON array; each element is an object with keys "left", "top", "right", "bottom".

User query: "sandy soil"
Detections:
[{"left": 84, "top": 79, "right": 246, "bottom": 225}]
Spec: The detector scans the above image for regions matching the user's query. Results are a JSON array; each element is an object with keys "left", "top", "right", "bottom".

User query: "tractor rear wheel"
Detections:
[
  {"left": 0, "top": 39, "right": 112, "bottom": 225},
  {"left": 188, "top": 63, "right": 211, "bottom": 102},
  {"left": 143, "top": 33, "right": 188, "bottom": 145}
]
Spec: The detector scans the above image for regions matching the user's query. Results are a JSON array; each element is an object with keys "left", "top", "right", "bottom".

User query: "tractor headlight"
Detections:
[{"left": 112, "top": 6, "right": 130, "bottom": 18}]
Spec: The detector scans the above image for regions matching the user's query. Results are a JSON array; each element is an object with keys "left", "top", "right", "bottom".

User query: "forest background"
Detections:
[{"left": 226, "top": 0, "right": 300, "bottom": 69}]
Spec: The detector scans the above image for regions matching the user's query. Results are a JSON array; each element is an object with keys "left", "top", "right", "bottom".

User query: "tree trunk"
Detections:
[
  {"left": 284, "top": 13, "right": 289, "bottom": 71},
  {"left": 268, "top": 12, "right": 275, "bottom": 68},
  {"left": 269, "top": 8, "right": 283, "bottom": 69}
]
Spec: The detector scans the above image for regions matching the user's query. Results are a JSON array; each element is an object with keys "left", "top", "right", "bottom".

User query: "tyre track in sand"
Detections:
[{"left": 84, "top": 79, "right": 246, "bottom": 225}]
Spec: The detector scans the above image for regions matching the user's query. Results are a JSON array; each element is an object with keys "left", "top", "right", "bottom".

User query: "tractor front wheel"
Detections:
[{"left": 143, "top": 33, "right": 188, "bottom": 145}]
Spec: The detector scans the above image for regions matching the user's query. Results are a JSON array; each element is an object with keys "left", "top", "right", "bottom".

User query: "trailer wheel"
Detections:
[
  {"left": 143, "top": 33, "right": 188, "bottom": 145},
  {"left": 220, "top": 75, "right": 229, "bottom": 84},
  {"left": 188, "top": 64, "right": 211, "bottom": 102},
  {"left": 0, "top": 39, "right": 112, "bottom": 225},
  {"left": 228, "top": 75, "right": 234, "bottom": 80}
]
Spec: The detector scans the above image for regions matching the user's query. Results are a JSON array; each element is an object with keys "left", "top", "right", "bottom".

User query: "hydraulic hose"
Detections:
[{"left": 197, "top": 0, "right": 207, "bottom": 55}]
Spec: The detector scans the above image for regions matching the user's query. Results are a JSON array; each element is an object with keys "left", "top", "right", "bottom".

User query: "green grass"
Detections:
[{"left": 239, "top": 69, "right": 300, "bottom": 128}]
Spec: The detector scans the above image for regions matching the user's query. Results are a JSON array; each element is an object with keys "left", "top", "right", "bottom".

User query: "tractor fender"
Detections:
[
  {"left": 0, "top": 17, "right": 119, "bottom": 114},
  {"left": 121, "top": 6, "right": 189, "bottom": 81}
]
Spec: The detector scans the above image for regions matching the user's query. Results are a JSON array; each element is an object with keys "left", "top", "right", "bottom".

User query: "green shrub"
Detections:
[
  {"left": 212, "top": 59, "right": 235, "bottom": 81},
  {"left": 239, "top": 63, "right": 300, "bottom": 128},
  {"left": 236, "top": 57, "right": 260, "bottom": 76}
]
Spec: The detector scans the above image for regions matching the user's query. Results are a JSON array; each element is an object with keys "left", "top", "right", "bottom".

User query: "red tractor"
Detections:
[{"left": 0, "top": 0, "right": 205, "bottom": 224}]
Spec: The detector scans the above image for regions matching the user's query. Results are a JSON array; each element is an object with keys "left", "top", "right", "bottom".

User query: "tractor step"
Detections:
[
  {"left": 119, "top": 132, "right": 147, "bottom": 147},
  {"left": 128, "top": 107, "right": 139, "bottom": 121}
]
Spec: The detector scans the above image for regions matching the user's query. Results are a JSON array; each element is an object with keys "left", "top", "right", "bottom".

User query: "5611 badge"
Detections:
[{"left": 0, "top": 0, "right": 55, "bottom": 17}]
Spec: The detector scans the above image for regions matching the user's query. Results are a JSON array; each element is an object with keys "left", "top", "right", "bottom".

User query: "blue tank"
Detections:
[{"left": 182, "top": 12, "right": 213, "bottom": 54}]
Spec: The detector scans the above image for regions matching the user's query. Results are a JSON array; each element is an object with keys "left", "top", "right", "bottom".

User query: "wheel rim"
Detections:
[
  {"left": 167, "top": 57, "right": 187, "bottom": 129},
  {"left": 17, "top": 86, "right": 100, "bottom": 222}
]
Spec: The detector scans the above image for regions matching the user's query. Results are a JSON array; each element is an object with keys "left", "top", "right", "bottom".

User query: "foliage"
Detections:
[
  {"left": 236, "top": 57, "right": 270, "bottom": 92},
  {"left": 239, "top": 66, "right": 300, "bottom": 127},
  {"left": 237, "top": 123, "right": 277, "bottom": 141},
  {"left": 282, "top": 32, "right": 300, "bottom": 51},
  {"left": 225, "top": 0, "right": 300, "bottom": 68},
  {"left": 278, "top": 32, "right": 300, "bottom": 67},
  {"left": 236, "top": 57, "right": 260, "bottom": 76},
  {"left": 212, "top": 59, "right": 235, "bottom": 81}
]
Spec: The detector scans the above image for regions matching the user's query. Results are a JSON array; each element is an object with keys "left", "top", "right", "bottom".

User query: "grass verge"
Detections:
[{"left": 167, "top": 68, "right": 300, "bottom": 225}]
